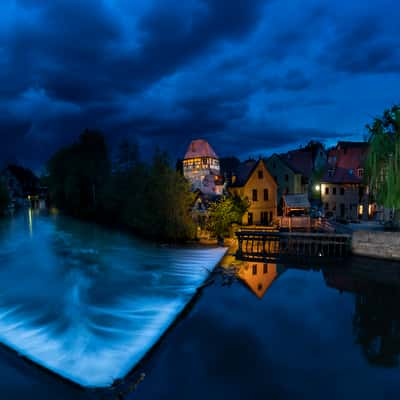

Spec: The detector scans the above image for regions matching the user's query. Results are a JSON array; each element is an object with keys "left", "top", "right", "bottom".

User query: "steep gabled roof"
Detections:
[
  {"left": 322, "top": 141, "right": 368, "bottom": 184},
  {"left": 230, "top": 160, "right": 257, "bottom": 187},
  {"left": 184, "top": 139, "right": 218, "bottom": 160},
  {"left": 230, "top": 159, "right": 277, "bottom": 188},
  {"left": 281, "top": 149, "right": 314, "bottom": 178},
  {"left": 266, "top": 153, "right": 303, "bottom": 176}
]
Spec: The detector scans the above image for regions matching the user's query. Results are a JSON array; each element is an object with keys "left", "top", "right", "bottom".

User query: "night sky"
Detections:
[{"left": 1, "top": 0, "right": 399, "bottom": 170}]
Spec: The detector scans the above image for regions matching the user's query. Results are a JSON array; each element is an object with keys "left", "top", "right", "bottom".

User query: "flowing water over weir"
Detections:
[{"left": 0, "top": 211, "right": 226, "bottom": 388}]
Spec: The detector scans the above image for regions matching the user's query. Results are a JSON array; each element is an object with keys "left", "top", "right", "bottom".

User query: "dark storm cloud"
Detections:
[
  {"left": 321, "top": 15, "right": 400, "bottom": 74},
  {"left": 0, "top": 0, "right": 399, "bottom": 169}
]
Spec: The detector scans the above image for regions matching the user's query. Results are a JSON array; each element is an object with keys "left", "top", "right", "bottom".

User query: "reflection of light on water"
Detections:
[{"left": 28, "top": 208, "right": 33, "bottom": 237}]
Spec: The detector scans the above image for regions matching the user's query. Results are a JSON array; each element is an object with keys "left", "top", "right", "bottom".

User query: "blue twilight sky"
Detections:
[{"left": 0, "top": 0, "right": 399, "bottom": 169}]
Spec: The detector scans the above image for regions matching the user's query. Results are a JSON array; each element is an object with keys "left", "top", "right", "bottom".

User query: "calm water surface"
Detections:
[{"left": 0, "top": 212, "right": 399, "bottom": 399}]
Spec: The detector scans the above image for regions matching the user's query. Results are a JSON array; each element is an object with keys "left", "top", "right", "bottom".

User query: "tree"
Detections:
[
  {"left": 0, "top": 180, "right": 10, "bottom": 215},
  {"left": 207, "top": 195, "right": 249, "bottom": 240},
  {"left": 46, "top": 135, "right": 196, "bottom": 242},
  {"left": 366, "top": 105, "right": 400, "bottom": 225},
  {"left": 115, "top": 139, "right": 139, "bottom": 173},
  {"left": 46, "top": 129, "right": 111, "bottom": 218}
]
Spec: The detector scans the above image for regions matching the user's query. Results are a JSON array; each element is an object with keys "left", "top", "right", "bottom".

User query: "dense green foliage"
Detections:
[
  {"left": 206, "top": 196, "right": 249, "bottom": 239},
  {"left": 45, "top": 131, "right": 196, "bottom": 242},
  {"left": 366, "top": 105, "right": 400, "bottom": 222},
  {"left": 0, "top": 180, "right": 10, "bottom": 216}
]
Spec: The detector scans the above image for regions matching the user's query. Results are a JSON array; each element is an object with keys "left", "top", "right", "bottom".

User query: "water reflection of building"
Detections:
[
  {"left": 323, "top": 263, "right": 400, "bottom": 367},
  {"left": 238, "top": 262, "right": 283, "bottom": 299}
]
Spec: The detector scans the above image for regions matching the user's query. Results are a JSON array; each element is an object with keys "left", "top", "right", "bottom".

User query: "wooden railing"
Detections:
[{"left": 236, "top": 230, "right": 351, "bottom": 263}]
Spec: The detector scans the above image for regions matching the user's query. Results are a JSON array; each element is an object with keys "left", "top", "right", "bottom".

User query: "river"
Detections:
[
  {"left": 0, "top": 211, "right": 399, "bottom": 399},
  {"left": 0, "top": 210, "right": 226, "bottom": 388}
]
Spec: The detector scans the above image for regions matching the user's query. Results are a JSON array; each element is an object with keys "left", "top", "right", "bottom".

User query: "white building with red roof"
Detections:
[{"left": 183, "top": 139, "right": 223, "bottom": 194}]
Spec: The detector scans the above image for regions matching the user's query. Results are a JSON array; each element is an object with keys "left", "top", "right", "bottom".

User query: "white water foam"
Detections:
[{"left": 0, "top": 214, "right": 226, "bottom": 387}]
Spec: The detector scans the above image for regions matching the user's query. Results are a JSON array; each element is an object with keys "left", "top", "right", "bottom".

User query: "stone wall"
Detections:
[{"left": 352, "top": 231, "right": 400, "bottom": 261}]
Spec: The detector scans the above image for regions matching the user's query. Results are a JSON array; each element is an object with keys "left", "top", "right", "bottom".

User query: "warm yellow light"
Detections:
[
  {"left": 315, "top": 184, "right": 321, "bottom": 192},
  {"left": 359, "top": 205, "right": 363, "bottom": 215},
  {"left": 368, "top": 204, "right": 373, "bottom": 216},
  {"left": 28, "top": 208, "right": 33, "bottom": 237}
]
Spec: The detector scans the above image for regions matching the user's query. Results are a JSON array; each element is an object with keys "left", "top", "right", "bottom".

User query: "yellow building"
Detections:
[
  {"left": 229, "top": 159, "right": 277, "bottom": 225},
  {"left": 238, "top": 262, "right": 280, "bottom": 299}
]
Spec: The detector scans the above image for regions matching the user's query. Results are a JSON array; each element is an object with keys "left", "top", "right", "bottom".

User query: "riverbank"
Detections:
[{"left": 352, "top": 230, "right": 400, "bottom": 261}]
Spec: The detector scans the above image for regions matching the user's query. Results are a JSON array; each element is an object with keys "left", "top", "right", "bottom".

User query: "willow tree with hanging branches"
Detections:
[{"left": 365, "top": 105, "right": 400, "bottom": 226}]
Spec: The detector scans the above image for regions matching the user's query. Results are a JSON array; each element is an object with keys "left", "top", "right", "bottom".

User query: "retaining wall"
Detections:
[{"left": 352, "top": 231, "right": 400, "bottom": 261}]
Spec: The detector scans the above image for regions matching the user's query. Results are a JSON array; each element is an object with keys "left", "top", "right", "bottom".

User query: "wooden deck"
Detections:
[{"left": 236, "top": 230, "right": 351, "bottom": 263}]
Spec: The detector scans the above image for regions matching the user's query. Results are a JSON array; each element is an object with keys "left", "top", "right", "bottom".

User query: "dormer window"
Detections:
[
  {"left": 357, "top": 168, "right": 364, "bottom": 177},
  {"left": 328, "top": 169, "right": 335, "bottom": 177}
]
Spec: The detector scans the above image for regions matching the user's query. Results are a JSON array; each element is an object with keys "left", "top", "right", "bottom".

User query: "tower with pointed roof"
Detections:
[{"left": 183, "top": 139, "right": 222, "bottom": 194}]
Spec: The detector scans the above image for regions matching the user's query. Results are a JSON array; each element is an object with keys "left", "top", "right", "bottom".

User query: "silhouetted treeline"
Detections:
[
  {"left": 0, "top": 180, "right": 10, "bottom": 216},
  {"left": 45, "top": 130, "right": 196, "bottom": 242}
]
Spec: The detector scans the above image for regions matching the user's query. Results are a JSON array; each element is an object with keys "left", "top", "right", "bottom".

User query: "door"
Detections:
[
  {"left": 260, "top": 212, "right": 268, "bottom": 225},
  {"left": 248, "top": 212, "right": 253, "bottom": 226}
]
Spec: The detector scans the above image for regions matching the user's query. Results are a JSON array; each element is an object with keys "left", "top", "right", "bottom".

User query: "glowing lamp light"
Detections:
[{"left": 315, "top": 184, "right": 321, "bottom": 192}]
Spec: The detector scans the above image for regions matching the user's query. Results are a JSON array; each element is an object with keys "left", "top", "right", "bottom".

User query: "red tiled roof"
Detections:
[
  {"left": 184, "top": 139, "right": 218, "bottom": 159},
  {"left": 322, "top": 142, "right": 368, "bottom": 184},
  {"left": 281, "top": 149, "right": 314, "bottom": 178}
]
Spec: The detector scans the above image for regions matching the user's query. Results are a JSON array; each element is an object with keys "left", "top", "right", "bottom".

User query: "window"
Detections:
[
  {"left": 258, "top": 170, "right": 263, "bottom": 179},
  {"left": 340, "top": 187, "right": 345, "bottom": 195},
  {"left": 328, "top": 169, "right": 335, "bottom": 177},
  {"left": 252, "top": 189, "right": 258, "bottom": 201},
  {"left": 332, "top": 187, "right": 337, "bottom": 195},
  {"left": 325, "top": 202, "right": 329, "bottom": 210},
  {"left": 263, "top": 264, "right": 268, "bottom": 274},
  {"left": 264, "top": 188, "right": 269, "bottom": 201},
  {"left": 325, "top": 187, "right": 329, "bottom": 195},
  {"left": 357, "top": 168, "right": 364, "bottom": 178},
  {"left": 285, "top": 174, "right": 289, "bottom": 182},
  {"left": 252, "top": 264, "right": 257, "bottom": 275},
  {"left": 332, "top": 202, "right": 337, "bottom": 211}
]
